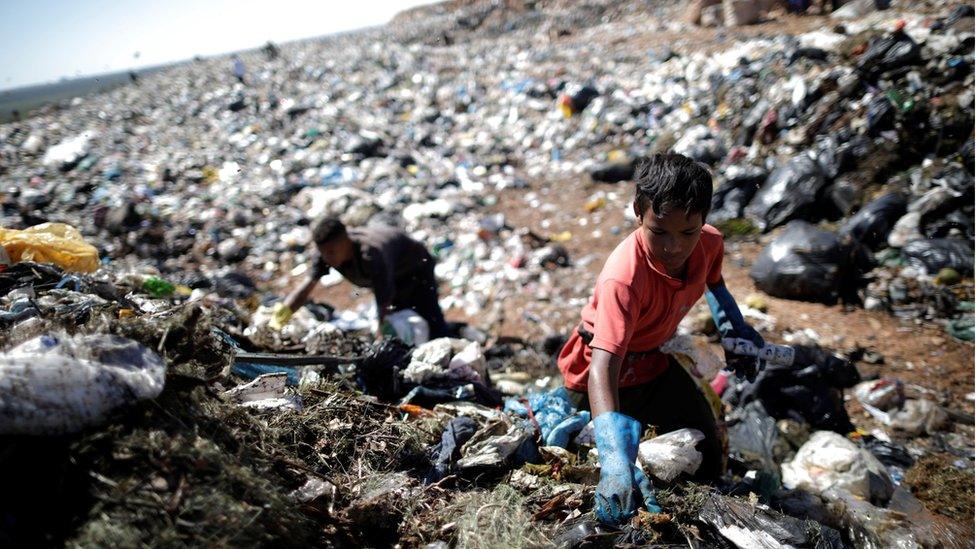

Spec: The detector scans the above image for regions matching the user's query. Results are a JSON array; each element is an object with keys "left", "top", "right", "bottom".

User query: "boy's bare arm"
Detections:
[
  {"left": 284, "top": 276, "right": 319, "bottom": 311},
  {"left": 588, "top": 348, "right": 623, "bottom": 417}
]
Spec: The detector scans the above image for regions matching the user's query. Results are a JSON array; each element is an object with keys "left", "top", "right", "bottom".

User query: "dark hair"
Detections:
[
  {"left": 633, "top": 153, "right": 712, "bottom": 219},
  {"left": 310, "top": 215, "right": 347, "bottom": 245}
]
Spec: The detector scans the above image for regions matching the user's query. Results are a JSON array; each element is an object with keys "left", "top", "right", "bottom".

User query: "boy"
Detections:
[
  {"left": 271, "top": 216, "right": 449, "bottom": 339},
  {"left": 557, "top": 153, "right": 765, "bottom": 525}
]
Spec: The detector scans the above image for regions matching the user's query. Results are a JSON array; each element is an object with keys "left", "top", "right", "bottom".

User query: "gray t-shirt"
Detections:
[{"left": 311, "top": 225, "right": 435, "bottom": 310}]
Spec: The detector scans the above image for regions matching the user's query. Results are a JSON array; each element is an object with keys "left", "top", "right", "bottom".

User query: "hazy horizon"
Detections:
[{"left": 0, "top": 0, "right": 439, "bottom": 92}]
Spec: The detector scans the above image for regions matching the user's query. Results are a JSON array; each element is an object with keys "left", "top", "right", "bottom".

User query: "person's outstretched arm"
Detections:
[
  {"left": 706, "top": 278, "right": 765, "bottom": 380},
  {"left": 587, "top": 348, "right": 622, "bottom": 416},
  {"left": 588, "top": 347, "right": 662, "bottom": 524},
  {"left": 284, "top": 275, "right": 318, "bottom": 312}
]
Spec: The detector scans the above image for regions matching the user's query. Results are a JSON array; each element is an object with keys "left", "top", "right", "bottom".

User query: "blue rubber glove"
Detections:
[
  {"left": 546, "top": 411, "right": 590, "bottom": 448},
  {"left": 593, "top": 412, "right": 662, "bottom": 525},
  {"left": 706, "top": 282, "right": 765, "bottom": 382}
]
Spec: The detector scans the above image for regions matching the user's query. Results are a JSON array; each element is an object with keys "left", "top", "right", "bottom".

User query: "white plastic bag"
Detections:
[
  {"left": 782, "top": 431, "right": 893, "bottom": 503},
  {"left": 383, "top": 309, "right": 429, "bottom": 346},
  {"left": 660, "top": 334, "right": 724, "bottom": 381},
  {"left": 638, "top": 428, "right": 706, "bottom": 482},
  {"left": 404, "top": 338, "right": 485, "bottom": 384},
  {"left": 0, "top": 333, "right": 166, "bottom": 435}
]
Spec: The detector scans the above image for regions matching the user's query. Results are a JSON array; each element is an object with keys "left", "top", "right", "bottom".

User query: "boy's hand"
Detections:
[
  {"left": 593, "top": 412, "right": 662, "bottom": 525},
  {"left": 268, "top": 303, "right": 293, "bottom": 331},
  {"left": 725, "top": 324, "right": 765, "bottom": 382},
  {"left": 706, "top": 282, "right": 766, "bottom": 382}
]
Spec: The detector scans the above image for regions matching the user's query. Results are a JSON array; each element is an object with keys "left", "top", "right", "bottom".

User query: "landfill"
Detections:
[{"left": 0, "top": 0, "right": 974, "bottom": 546}]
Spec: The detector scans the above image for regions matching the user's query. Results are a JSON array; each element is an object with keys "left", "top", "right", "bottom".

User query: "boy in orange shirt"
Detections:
[{"left": 558, "top": 153, "right": 765, "bottom": 525}]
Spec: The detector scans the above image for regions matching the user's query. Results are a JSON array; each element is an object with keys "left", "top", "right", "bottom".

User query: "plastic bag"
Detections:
[
  {"left": 709, "top": 165, "right": 765, "bottom": 223},
  {"left": 0, "top": 223, "right": 100, "bottom": 273},
  {"left": 748, "top": 221, "right": 867, "bottom": 303},
  {"left": 404, "top": 338, "right": 486, "bottom": 385},
  {"left": 782, "top": 431, "right": 893, "bottom": 504},
  {"left": 823, "top": 486, "right": 965, "bottom": 548},
  {"left": 861, "top": 398, "right": 948, "bottom": 436},
  {"left": 382, "top": 309, "right": 430, "bottom": 346},
  {"left": 659, "top": 334, "right": 725, "bottom": 381},
  {"left": 853, "top": 378, "right": 904, "bottom": 410},
  {"left": 856, "top": 30, "right": 922, "bottom": 77},
  {"left": 0, "top": 333, "right": 166, "bottom": 435},
  {"left": 814, "top": 134, "right": 860, "bottom": 180},
  {"left": 672, "top": 125, "right": 727, "bottom": 165},
  {"left": 637, "top": 428, "right": 705, "bottom": 483},
  {"left": 727, "top": 402, "right": 779, "bottom": 476},
  {"left": 589, "top": 159, "right": 637, "bottom": 183},
  {"left": 558, "top": 84, "right": 599, "bottom": 117},
  {"left": 840, "top": 192, "right": 908, "bottom": 249},
  {"left": 699, "top": 493, "right": 844, "bottom": 549},
  {"left": 745, "top": 154, "right": 828, "bottom": 232},
  {"left": 901, "top": 238, "right": 974, "bottom": 275},
  {"left": 865, "top": 94, "right": 895, "bottom": 136},
  {"left": 725, "top": 345, "right": 860, "bottom": 433},
  {"left": 356, "top": 338, "right": 412, "bottom": 400}
]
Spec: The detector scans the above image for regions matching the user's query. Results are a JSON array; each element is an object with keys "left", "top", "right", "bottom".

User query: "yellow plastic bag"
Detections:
[{"left": 0, "top": 223, "right": 100, "bottom": 273}]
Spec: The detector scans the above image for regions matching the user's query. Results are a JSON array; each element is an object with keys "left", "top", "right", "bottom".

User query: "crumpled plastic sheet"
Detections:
[
  {"left": 0, "top": 223, "right": 100, "bottom": 273},
  {"left": 698, "top": 492, "right": 844, "bottom": 549},
  {"left": 860, "top": 398, "right": 949, "bottom": 437},
  {"left": 223, "top": 372, "right": 302, "bottom": 411},
  {"left": 0, "top": 333, "right": 166, "bottom": 435},
  {"left": 403, "top": 338, "right": 486, "bottom": 385},
  {"left": 659, "top": 334, "right": 724, "bottom": 381},
  {"left": 782, "top": 431, "right": 893, "bottom": 504},
  {"left": 456, "top": 417, "right": 539, "bottom": 470},
  {"left": 637, "top": 428, "right": 705, "bottom": 483}
]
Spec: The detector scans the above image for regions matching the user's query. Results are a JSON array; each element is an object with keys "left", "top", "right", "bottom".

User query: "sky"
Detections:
[{"left": 0, "top": 0, "right": 439, "bottom": 90}]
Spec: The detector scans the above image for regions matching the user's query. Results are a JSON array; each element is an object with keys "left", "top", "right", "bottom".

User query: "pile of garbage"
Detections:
[
  {"left": 2, "top": 2, "right": 972, "bottom": 341},
  {"left": 0, "top": 0, "right": 973, "bottom": 546},
  {"left": 0, "top": 258, "right": 971, "bottom": 547}
]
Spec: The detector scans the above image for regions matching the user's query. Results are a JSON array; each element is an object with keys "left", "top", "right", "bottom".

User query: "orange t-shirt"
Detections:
[{"left": 558, "top": 225, "right": 725, "bottom": 391}]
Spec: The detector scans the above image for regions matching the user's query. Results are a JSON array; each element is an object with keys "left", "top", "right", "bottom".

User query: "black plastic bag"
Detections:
[
  {"left": 863, "top": 437, "right": 915, "bottom": 468},
  {"left": 827, "top": 178, "right": 859, "bottom": 217},
  {"left": 356, "top": 338, "right": 412, "bottom": 401},
  {"left": 213, "top": 271, "right": 258, "bottom": 299},
  {"left": 749, "top": 221, "right": 870, "bottom": 303},
  {"left": 589, "top": 158, "right": 637, "bottom": 183},
  {"left": 922, "top": 208, "right": 975, "bottom": 241},
  {"left": 562, "top": 84, "right": 599, "bottom": 114},
  {"left": 857, "top": 30, "right": 922, "bottom": 77},
  {"left": 345, "top": 133, "right": 385, "bottom": 157},
  {"left": 814, "top": 135, "right": 856, "bottom": 180},
  {"left": 841, "top": 192, "right": 908, "bottom": 249},
  {"left": 725, "top": 344, "right": 860, "bottom": 433},
  {"left": 788, "top": 47, "right": 828, "bottom": 65},
  {"left": 745, "top": 155, "right": 829, "bottom": 232},
  {"left": 866, "top": 95, "right": 895, "bottom": 136},
  {"left": 710, "top": 165, "right": 767, "bottom": 223},
  {"left": 902, "top": 238, "right": 975, "bottom": 275},
  {"left": 727, "top": 402, "right": 779, "bottom": 477}
]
